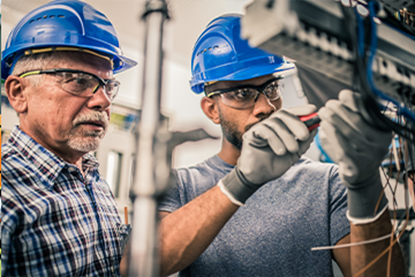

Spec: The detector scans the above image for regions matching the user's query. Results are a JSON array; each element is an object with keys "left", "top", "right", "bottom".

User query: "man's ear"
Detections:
[
  {"left": 5, "top": 76, "right": 28, "bottom": 114},
  {"left": 201, "top": 96, "right": 220, "bottom": 124}
]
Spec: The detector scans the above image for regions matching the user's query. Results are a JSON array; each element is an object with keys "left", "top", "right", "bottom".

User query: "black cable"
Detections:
[
  {"left": 341, "top": 3, "right": 390, "bottom": 129},
  {"left": 340, "top": 1, "right": 415, "bottom": 142}
]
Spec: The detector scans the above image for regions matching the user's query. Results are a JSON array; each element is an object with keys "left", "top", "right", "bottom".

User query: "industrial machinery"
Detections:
[
  {"left": 242, "top": 0, "right": 415, "bottom": 136},
  {"left": 241, "top": 0, "right": 415, "bottom": 275},
  {"left": 127, "top": 0, "right": 415, "bottom": 275}
]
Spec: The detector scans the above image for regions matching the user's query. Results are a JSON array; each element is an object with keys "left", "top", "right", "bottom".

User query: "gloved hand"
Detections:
[
  {"left": 219, "top": 105, "right": 318, "bottom": 205},
  {"left": 318, "top": 89, "right": 392, "bottom": 224}
]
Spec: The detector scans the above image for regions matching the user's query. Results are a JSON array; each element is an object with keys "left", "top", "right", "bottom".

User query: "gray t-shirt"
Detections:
[{"left": 159, "top": 155, "right": 350, "bottom": 277}]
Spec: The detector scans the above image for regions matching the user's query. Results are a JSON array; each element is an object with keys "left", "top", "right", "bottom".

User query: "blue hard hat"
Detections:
[
  {"left": 1, "top": 0, "right": 137, "bottom": 80},
  {"left": 190, "top": 14, "right": 295, "bottom": 94}
]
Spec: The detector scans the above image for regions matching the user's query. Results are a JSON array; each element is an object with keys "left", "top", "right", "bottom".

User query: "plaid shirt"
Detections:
[{"left": 2, "top": 127, "right": 131, "bottom": 277}]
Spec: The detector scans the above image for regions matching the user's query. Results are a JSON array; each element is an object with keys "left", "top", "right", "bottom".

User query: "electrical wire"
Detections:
[
  {"left": 313, "top": 140, "right": 408, "bottom": 250},
  {"left": 356, "top": 112, "right": 412, "bottom": 276},
  {"left": 353, "top": 175, "right": 409, "bottom": 277},
  {"left": 365, "top": 2, "right": 415, "bottom": 123},
  {"left": 388, "top": 162, "right": 400, "bottom": 277},
  {"left": 310, "top": 231, "right": 393, "bottom": 251},
  {"left": 344, "top": 1, "right": 415, "bottom": 142},
  {"left": 312, "top": 136, "right": 411, "bottom": 276},
  {"left": 347, "top": 4, "right": 392, "bottom": 130},
  {"left": 311, "top": 167, "right": 410, "bottom": 254},
  {"left": 319, "top": 2, "right": 414, "bottom": 276}
]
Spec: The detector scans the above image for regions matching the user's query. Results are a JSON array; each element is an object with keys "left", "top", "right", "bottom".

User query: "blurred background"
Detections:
[
  {"left": 1, "top": 1, "right": 414, "bottom": 275},
  {"left": 1, "top": 0, "right": 315, "bottom": 211}
]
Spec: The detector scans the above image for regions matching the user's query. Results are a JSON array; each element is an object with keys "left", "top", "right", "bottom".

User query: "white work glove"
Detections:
[
  {"left": 318, "top": 89, "right": 392, "bottom": 224},
  {"left": 219, "top": 105, "right": 318, "bottom": 205}
]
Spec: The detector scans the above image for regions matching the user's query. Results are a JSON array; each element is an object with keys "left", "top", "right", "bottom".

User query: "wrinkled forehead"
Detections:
[{"left": 47, "top": 51, "right": 113, "bottom": 73}]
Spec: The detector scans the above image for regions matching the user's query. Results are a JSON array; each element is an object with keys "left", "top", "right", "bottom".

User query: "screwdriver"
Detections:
[{"left": 299, "top": 113, "right": 321, "bottom": 132}]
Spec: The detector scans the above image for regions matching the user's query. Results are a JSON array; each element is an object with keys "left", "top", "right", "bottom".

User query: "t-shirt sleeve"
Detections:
[
  {"left": 159, "top": 169, "right": 183, "bottom": 213},
  {"left": 329, "top": 166, "right": 350, "bottom": 245}
]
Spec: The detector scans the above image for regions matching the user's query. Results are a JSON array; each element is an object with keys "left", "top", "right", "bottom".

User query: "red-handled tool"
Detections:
[{"left": 299, "top": 113, "right": 320, "bottom": 131}]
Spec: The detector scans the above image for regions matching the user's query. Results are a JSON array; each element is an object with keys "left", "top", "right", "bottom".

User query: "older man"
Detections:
[{"left": 1, "top": 1, "right": 136, "bottom": 276}]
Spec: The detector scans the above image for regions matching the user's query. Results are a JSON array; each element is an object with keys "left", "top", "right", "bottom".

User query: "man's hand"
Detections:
[
  {"left": 318, "top": 89, "right": 392, "bottom": 224},
  {"left": 220, "top": 104, "right": 318, "bottom": 205}
]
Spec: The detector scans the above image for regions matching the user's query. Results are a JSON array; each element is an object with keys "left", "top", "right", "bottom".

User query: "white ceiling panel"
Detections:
[{"left": 2, "top": 0, "right": 251, "bottom": 66}]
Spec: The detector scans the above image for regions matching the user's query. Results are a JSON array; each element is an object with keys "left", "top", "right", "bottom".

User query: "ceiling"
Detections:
[{"left": 2, "top": 0, "right": 252, "bottom": 66}]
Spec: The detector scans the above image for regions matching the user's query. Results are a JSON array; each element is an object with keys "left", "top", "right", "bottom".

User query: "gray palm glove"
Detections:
[
  {"left": 318, "top": 89, "right": 392, "bottom": 223},
  {"left": 220, "top": 105, "right": 318, "bottom": 205}
]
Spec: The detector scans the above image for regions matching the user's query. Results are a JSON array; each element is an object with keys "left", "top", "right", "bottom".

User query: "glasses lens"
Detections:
[
  {"left": 212, "top": 77, "right": 284, "bottom": 109},
  {"left": 104, "top": 80, "right": 120, "bottom": 101},
  {"left": 263, "top": 79, "right": 284, "bottom": 101},
  {"left": 221, "top": 88, "right": 258, "bottom": 109},
  {"left": 60, "top": 72, "right": 99, "bottom": 96},
  {"left": 58, "top": 71, "right": 120, "bottom": 101}
]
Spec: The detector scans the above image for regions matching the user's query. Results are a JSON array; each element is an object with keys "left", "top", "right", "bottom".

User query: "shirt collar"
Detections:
[{"left": 9, "top": 126, "right": 100, "bottom": 189}]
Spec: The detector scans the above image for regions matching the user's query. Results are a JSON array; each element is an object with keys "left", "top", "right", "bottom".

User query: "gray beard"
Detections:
[
  {"left": 67, "top": 130, "right": 105, "bottom": 152},
  {"left": 67, "top": 112, "right": 108, "bottom": 152}
]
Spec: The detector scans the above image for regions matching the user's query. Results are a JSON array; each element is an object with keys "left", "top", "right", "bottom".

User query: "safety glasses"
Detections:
[
  {"left": 206, "top": 77, "right": 284, "bottom": 109},
  {"left": 19, "top": 68, "right": 120, "bottom": 101}
]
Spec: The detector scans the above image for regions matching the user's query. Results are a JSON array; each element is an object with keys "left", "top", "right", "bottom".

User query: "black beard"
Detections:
[
  {"left": 222, "top": 124, "right": 243, "bottom": 150},
  {"left": 219, "top": 110, "right": 266, "bottom": 150},
  {"left": 218, "top": 108, "right": 243, "bottom": 150},
  {"left": 219, "top": 112, "right": 266, "bottom": 150}
]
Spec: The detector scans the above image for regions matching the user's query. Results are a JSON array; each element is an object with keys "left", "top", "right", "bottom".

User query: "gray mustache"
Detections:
[{"left": 73, "top": 112, "right": 109, "bottom": 128}]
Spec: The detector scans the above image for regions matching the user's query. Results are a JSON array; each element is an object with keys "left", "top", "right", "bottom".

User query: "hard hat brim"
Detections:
[{"left": 191, "top": 61, "right": 296, "bottom": 94}]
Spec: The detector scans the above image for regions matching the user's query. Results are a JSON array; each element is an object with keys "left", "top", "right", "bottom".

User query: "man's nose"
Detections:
[
  {"left": 87, "top": 85, "right": 112, "bottom": 111},
  {"left": 252, "top": 92, "right": 277, "bottom": 116}
]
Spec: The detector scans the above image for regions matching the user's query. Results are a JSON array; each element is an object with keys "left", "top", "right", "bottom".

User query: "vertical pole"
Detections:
[{"left": 128, "top": 1, "right": 169, "bottom": 276}]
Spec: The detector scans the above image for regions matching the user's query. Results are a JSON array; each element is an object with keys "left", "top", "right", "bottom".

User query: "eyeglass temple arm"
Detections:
[{"left": 19, "top": 70, "right": 42, "bottom": 78}]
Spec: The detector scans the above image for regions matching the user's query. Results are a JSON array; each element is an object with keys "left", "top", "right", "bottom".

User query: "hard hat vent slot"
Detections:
[
  {"left": 1, "top": 0, "right": 138, "bottom": 80},
  {"left": 197, "top": 45, "right": 219, "bottom": 56},
  {"left": 29, "top": 14, "right": 65, "bottom": 24}
]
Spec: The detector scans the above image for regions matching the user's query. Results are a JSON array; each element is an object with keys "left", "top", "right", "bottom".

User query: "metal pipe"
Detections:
[
  {"left": 127, "top": 1, "right": 216, "bottom": 275},
  {"left": 128, "top": 1, "right": 169, "bottom": 276}
]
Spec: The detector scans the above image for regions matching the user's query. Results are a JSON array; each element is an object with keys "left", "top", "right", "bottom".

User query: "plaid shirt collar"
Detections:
[{"left": 9, "top": 126, "right": 99, "bottom": 190}]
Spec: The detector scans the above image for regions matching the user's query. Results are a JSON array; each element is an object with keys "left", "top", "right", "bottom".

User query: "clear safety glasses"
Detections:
[
  {"left": 206, "top": 77, "right": 284, "bottom": 109},
  {"left": 19, "top": 68, "right": 120, "bottom": 101}
]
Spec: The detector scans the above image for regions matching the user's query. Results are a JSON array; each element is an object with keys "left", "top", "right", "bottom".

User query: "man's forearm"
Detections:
[
  {"left": 159, "top": 185, "right": 239, "bottom": 277},
  {"left": 407, "top": 172, "right": 415, "bottom": 208},
  {"left": 350, "top": 209, "right": 406, "bottom": 277}
]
